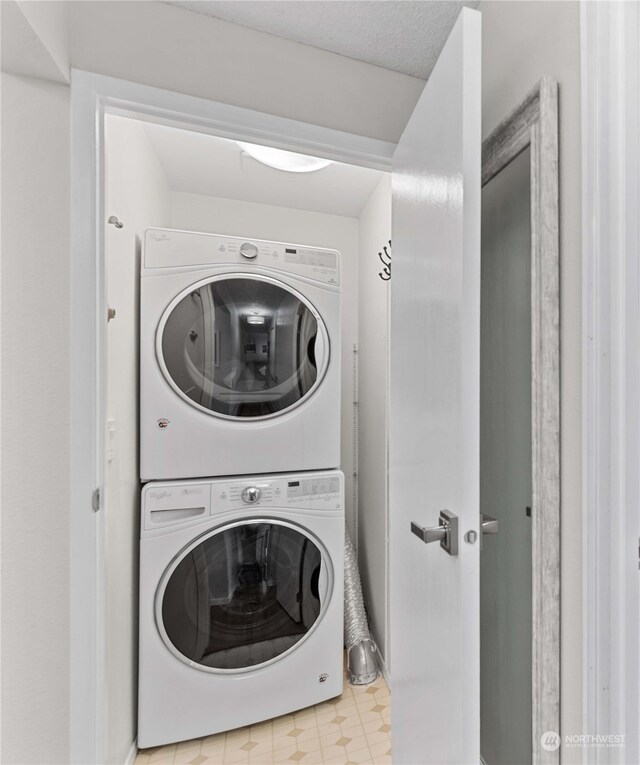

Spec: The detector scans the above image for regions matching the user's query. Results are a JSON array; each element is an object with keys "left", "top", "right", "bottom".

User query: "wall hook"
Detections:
[
  {"left": 107, "top": 215, "right": 124, "bottom": 229},
  {"left": 378, "top": 240, "right": 392, "bottom": 281}
]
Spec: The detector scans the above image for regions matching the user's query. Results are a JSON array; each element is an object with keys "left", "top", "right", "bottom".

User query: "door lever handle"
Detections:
[
  {"left": 410, "top": 522, "right": 447, "bottom": 544},
  {"left": 411, "top": 510, "right": 458, "bottom": 556},
  {"left": 481, "top": 514, "right": 499, "bottom": 535}
]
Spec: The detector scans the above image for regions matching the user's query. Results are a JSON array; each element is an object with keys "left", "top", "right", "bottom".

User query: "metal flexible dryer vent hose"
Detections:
[{"left": 344, "top": 528, "right": 380, "bottom": 685}]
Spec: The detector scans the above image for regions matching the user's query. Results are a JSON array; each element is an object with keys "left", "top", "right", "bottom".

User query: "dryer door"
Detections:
[
  {"left": 156, "top": 520, "right": 332, "bottom": 672},
  {"left": 158, "top": 275, "right": 329, "bottom": 419}
]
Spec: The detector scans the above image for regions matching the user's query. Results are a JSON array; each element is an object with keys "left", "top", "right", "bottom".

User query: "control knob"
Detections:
[
  {"left": 240, "top": 242, "right": 258, "bottom": 260},
  {"left": 242, "top": 486, "right": 261, "bottom": 504}
]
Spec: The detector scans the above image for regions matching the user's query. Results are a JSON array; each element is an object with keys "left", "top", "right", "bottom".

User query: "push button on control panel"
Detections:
[{"left": 241, "top": 486, "right": 261, "bottom": 504}]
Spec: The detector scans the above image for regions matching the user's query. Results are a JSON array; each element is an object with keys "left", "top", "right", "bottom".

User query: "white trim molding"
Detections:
[
  {"left": 582, "top": 3, "right": 640, "bottom": 764},
  {"left": 69, "top": 68, "right": 395, "bottom": 764}
]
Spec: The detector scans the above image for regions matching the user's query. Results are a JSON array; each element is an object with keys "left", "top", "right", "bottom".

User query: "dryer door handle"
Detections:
[{"left": 310, "top": 330, "right": 327, "bottom": 373}]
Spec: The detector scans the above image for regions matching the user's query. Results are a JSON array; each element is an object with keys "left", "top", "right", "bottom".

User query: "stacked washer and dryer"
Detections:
[{"left": 138, "top": 228, "right": 345, "bottom": 748}]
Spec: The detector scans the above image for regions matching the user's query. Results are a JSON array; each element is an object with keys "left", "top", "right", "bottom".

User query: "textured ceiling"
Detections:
[
  {"left": 139, "top": 119, "right": 384, "bottom": 218},
  {"left": 168, "top": 1, "right": 478, "bottom": 79}
]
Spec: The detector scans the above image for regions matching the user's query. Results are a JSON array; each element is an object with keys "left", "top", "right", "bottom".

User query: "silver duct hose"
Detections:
[{"left": 344, "top": 528, "right": 380, "bottom": 685}]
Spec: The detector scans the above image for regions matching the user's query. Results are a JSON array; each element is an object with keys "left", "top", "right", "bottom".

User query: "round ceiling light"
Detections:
[{"left": 237, "top": 141, "right": 333, "bottom": 173}]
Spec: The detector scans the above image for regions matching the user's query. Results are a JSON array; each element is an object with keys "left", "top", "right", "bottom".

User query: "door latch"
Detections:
[{"left": 411, "top": 510, "right": 458, "bottom": 556}]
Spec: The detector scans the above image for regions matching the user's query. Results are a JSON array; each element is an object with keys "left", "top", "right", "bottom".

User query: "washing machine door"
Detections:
[
  {"left": 158, "top": 275, "right": 329, "bottom": 419},
  {"left": 156, "top": 519, "right": 332, "bottom": 673}
]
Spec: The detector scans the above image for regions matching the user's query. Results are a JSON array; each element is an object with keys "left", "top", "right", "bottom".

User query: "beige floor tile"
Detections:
[
  {"left": 295, "top": 707, "right": 317, "bottom": 720},
  {"left": 365, "top": 735, "right": 390, "bottom": 751},
  {"left": 246, "top": 740, "right": 277, "bottom": 756},
  {"left": 224, "top": 750, "right": 251, "bottom": 765},
  {"left": 274, "top": 735, "right": 304, "bottom": 752},
  {"left": 273, "top": 717, "right": 297, "bottom": 735},
  {"left": 362, "top": 719, "right": 382, "bottom": 735},
  {"left": 315, "top": 710, "right": 340, "bottom": 726},
  {"left": 292, "top": 715, "right": 317, "bottom": 731},
  {"left": 318, "top": 730, "right": 346, "bottom": 749},
  {"left": 345, "top": 747, "right": 372, "bottom": 764},
  {"left": 357, "top": 710, "right": 384, "bottom": 725},
  {"left": 246, "top": 756, "right": 274, "bottom": 765},
  {"left": 202, "top": 755, "right": 226, "bottom": 765},
  {"left": 201, "top": 740, "right": 227, "bottom": 756},
  {"left": 134, "top": 755, "right": 151, "bottom": 765},
  {"left": 333, "top": 702, "right": 355, "bottom": 716},
  {"left": 367, "top": 742, "right": 391, "bottom": 758},
  {"left": 343, "top": 736, "right": 368, "bottom": 754},
  {"left": 296, "top": 738, "right": 322, "bottom": 755},
  {"left": 150, "top": 745, "right": 177, "bottom": 761},
  {"left": 294, "top": 728, "right": 322, "bottom": 745},
  {"left": 268, "top": 744, "right": 299, "bottom": 761},
  {"left": 295, "top": 751, "right": 323, "bottom": 765},
  {"left": 226, "top": 728, "right": 253, "bottom": 746},
  {"left": 320, "top": 745, "right": 349, "bottom": 764}
]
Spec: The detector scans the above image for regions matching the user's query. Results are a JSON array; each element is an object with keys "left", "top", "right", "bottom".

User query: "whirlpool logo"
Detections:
[{"left": 318, "top": 674, "right": 329, "bottom": 684}]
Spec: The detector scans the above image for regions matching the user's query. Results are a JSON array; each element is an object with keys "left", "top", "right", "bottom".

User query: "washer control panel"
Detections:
[
  {"left": 142, "top": 472, "right": 343, "bottom": 533},
  {"left": 216, "top": 472, "right": 343, "bottom": 514}
]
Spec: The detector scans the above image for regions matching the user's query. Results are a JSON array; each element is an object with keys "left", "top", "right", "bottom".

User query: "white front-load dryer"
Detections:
[
  {"left": 138, "top": 470, "right": 344, "bottom": 749},
  {"left": 140, "top": 228, "right": 341, "bottom": 481}
]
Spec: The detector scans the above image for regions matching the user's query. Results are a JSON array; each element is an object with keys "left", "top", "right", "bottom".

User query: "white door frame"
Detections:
[
  {"left": 581, "top": 2, "right": 640, "bottom": 762},
  {"left": 69, "top": 68, "right": 394, "bottom": 764}
]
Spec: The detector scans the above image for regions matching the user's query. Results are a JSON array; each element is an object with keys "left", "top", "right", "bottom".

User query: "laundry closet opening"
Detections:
[{"left": 103, "top": 114, "right": 391, "bottom": 762}]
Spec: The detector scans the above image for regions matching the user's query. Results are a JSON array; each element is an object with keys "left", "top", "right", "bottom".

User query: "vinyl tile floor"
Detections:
[{"left": 135, "top": 671, "right": 391, "bottom": 765}]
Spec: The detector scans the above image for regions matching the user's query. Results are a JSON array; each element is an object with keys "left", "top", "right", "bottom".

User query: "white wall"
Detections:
[
  {"left": 104, "top": 116, "right": 171, "bottom": 764},
  {"left": 1, "top": 1, "right": 69, "bottom": 83},
  {"left": 67, "top": 1, "right": 423, "bottom": 144},
  {"left": 356, "top": 176, "right": 392, "bottom": 667},
  {"left": 171, "top": 191, "right": 359, "bottom": 531},
  {"left": 479, "top": 2, "right": 583, "bottom": 759},
  {"left": 0, "top": 73, "right": 71, "bottom": 765}
]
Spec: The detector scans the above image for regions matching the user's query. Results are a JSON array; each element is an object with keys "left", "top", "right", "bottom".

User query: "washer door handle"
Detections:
[{"left": 317, "top": 561, "right": 329, "bottom": 604}]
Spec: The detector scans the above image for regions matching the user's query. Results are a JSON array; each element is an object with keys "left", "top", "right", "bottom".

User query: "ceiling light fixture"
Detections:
[
  {"left": 247, "top": 315, "right": 266, "bottom": 325},
  {"left": 237, "top": 141, "right": 333, "bottom": 173}
]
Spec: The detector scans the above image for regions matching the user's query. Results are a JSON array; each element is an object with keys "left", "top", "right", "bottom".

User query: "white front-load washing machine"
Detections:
[
  {"left": 138, "top": 470, "right": 344, "bottom": 749},
  {"left": 140, "top": 228, "right": 341, "bottom": 481}
]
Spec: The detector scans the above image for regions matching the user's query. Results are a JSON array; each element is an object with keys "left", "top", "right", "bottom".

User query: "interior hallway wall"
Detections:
[
  {"left": 170, "top": 191, "right": 359, "bottom": 534},
  {"left": 0, "top": 73, "right": 71, "bottom": 765},
  {"left": 104, "top": 116, "right": 171, "bottom": 764},
  {"left": 356, "top": 176, "right": 392, "bottom": 668},
  {"left": 479, "top": 2, "right": 583, "bottom": 759}
]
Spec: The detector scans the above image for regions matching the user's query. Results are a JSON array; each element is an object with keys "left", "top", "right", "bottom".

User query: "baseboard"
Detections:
[{"left": 124, "top": 739, "right": 138, "bottom": 765}]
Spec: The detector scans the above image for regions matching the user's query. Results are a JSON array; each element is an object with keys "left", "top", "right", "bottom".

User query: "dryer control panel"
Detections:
[
  {"left": 142, "top": 471, "right": 344, "bottom": 532},
  {"left": 144, "top": 229, "right": 340, "bottom": 287}
]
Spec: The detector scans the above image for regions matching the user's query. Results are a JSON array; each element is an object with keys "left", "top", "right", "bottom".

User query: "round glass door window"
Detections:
[
  {"left": 159, "top": 276, "right": 328, "bottom": 418},
  {"left": 157, "top": 521, "right": 329, "bottom": 672}
]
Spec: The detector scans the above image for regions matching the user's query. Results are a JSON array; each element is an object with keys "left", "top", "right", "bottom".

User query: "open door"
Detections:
[{"left": 390, "top": 8, "right": 481, "bottom": 764}]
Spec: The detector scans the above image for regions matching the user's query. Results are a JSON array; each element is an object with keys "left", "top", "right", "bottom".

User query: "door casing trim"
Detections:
[{"left": 69, "top": 68, "right": 393, "bottom": 765}]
